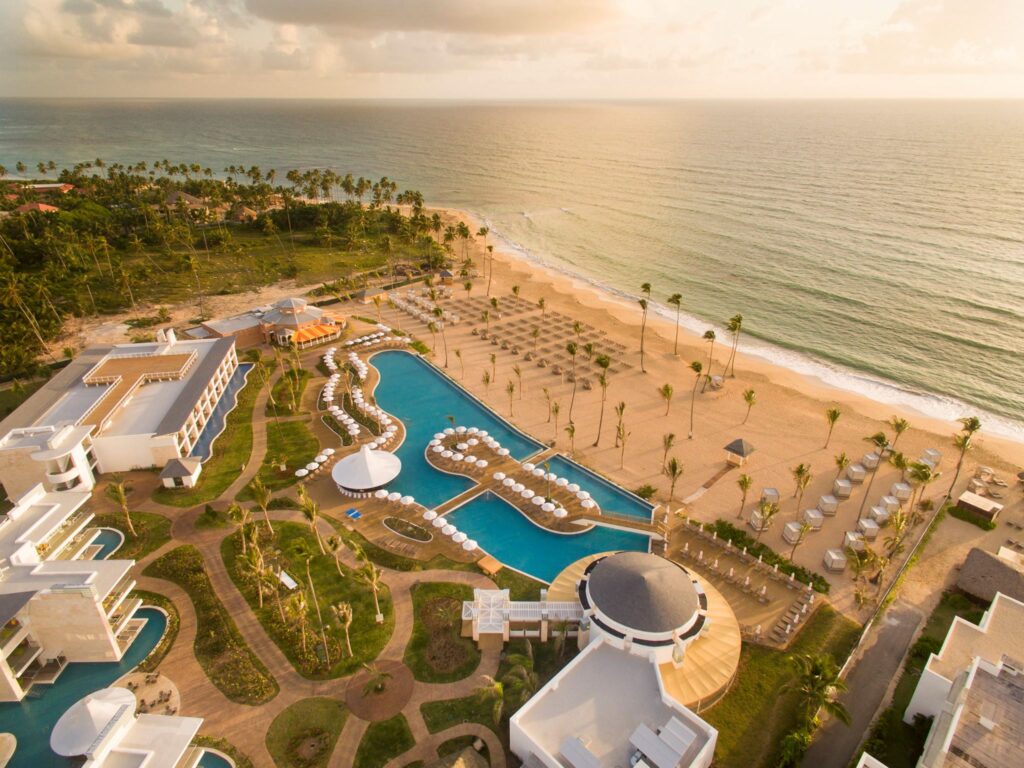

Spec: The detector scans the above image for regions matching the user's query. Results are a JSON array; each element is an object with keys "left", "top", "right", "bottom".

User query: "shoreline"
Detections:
[{"left": 438, "top": 204, "right": 1024, "bottom": 466}]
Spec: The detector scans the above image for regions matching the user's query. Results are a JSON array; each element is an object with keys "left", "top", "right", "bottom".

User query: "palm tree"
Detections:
[
  {"left": 249, "top": 476, "right": 274, "bottom": 536},
  {"left": 240, "top": 549, "right": 266, "bottom": 608},
  {"left": 889, "top": 451, "right": 909, "bottom": 481},
  {"left": 294, "top": 540, "right": 331, "bottom": 666},
  {"left": 789, "top": 522, "right": 812, "bottom": 560},
  {"left": 700, "top": 330, "right": 717, "bottom": 392},
  {"left": 754, "top": 499, "right": 780, "bottom": 541},
  {"left": 638, "top": 283, "right": 651, "bottom": 373},
  {"left": 286, "top": 591, "right": 310, "bottom": 654},
  {"left": 513, "top": 364, "right": 523, "bottom": 399},
  {"left": 565, "top": 421, "right": 576, "bottom": 455},
  {"left": 659, "top": 383, "right": 674, "bottom": 415},
  {"left": 888, "top": 416, "right": 910, "bottom": 448},
  {"left": 327, "top": 535, "right": 346, "bottom": 577},
  {"left": 593, "top": 355, "right": 611, "bottom": 447},
  {"left": 667, "top": 293, "right": 683, "bottom": 355},
  {"left": 476, "top": 676, "right": 506, "bottom": 726},
  {"left": 359, "top": 563, "right": 385, "bottom": 622},
  {"left": 104, "top": 476, "right": 136, "bottom": 537},
  {"left": 490, "top": 352, "right": 497, "bottom": 381},
  {"left": 742, "top": 388, "right": 757, "bottom": 424},
  {"left": 834, "top": 451, "right": 851, "bottom": 481},
  {"left": 432, "top": 307, "right": 449, "bottom": 367},
  {"left": 296, "top": 485, "right": 325, "bottom": 554},
  {"left": 857, "top": 431, "right": 891, "bottom": 520},
  {"left": 907, "top": 461, "right": 941, "bottom": 525},
  {"left": 512, "top": 284, "right": 521, "bottom": 311},
  {"left": 531, "top": 326, "right": 540, "bottom": 354},
  {"left": 482, "top": 369, "right": 492, "bottom": 397},
  {"left": 946, "top": 416, "right": 981, "bottom": 500},
  {"left": 613, "top": 401, "right": 626, "bottom": 447},
  {"left": 664, "top": 457, "right": 683, "bottom": 502},
  {"left": 662, "top": 433, "right": 676, "bottom": 469},
  {"left": 506, "top": 380, "right": 516, "bottom": 416},
  {"left": 824, "top": 407, "right": 841, "bottom": 448},
  {"left": 785, "top": 654, "right": 850, "bottom": 726},
  {"left": 454, "top": 348, "right": 464, "bottom": 379},
  {"left": 688, "top": 361, "right": 702, "bottom": 439},
  {"left": 617, "top": 422, "right": 630, "bottom": 468},
  {"left": 332, "top": 602, "right": 353, "bottom": 658},
  {"left": 792, "top": 463, "right": 812, "bottom": 512},
  {"left": 551, "top": 402, "right": 561, "bottom": 445},
  {"left": 480, "top": 309, "right": 490, "bottom": 335},
  {"left": 726, "top": 314, "right": 743, "bottom": 376},
  {"left": 361, "top": 662, "right": 393, "bottom": 695},
  {"left": 566, "top": 341, "right": 579, "bottom": 420},
  {"left": 227, "top": 503, "right": 251, "bottom": 555},
  {"left": 737, "top": 473, "right": 753, "bottom": 519},
  {"left": 537, "top": 297, "right": 546, "bottom": 315}
]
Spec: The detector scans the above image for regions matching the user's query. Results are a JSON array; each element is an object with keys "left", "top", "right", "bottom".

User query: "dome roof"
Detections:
[
  {"left": 50, "top": 686, "right": 136, "bottom": 756},
  {"left": 586, "top": 551, "right": 700, "bottom": 634},
  {"left": 331, "top": 445, "right": 402, "bottom": 490},
  {"left": 276, "top": 297, "right": 307, "bottom": 312}
]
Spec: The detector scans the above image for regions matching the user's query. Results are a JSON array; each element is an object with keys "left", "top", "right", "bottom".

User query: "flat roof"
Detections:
[
  {"left": 940, "top": 663, "right": 1024, "bottom": 768},
  {"left": 514, "top": 642, "right": 713, "bottom": 768},
  {"left": 927, "top": 593, "right": 1024, "bottom": 682},
  {"left": 104, "top": 713, "right": 202, "bottom": 768},
  {"left": 203, "top": 314, "right": 262, "bottom": 335}
]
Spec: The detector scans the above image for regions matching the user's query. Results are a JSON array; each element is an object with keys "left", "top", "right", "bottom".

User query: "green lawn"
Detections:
[
  {"left": 859, "top": 592, "right": 987, "bottom": 768},
  {"left": 354, "top": 714, "right": 415, "bottom": 768},
  {"left": 335, "top": 528, "right": 477, "bottom": 574},
  {"left": 437, "top": 736, "right": 488, "bottom": 762},
  {"left": 194, "top": 504, "right": 232, "bottom": 530},
  {"left": 243, "top": 419, "right": 320, "bottom": 496},
  {"left": 266, "top": 697, "right": 348, "bottom": 768},
  {"left": 133, "top": 589, "right": 180, "bottom": 673},
  {"left": 143, "top": 545, "right": 278, "bottom": 704},
  {"left": 151, "top": 361, "right": 271, "bottom": 507},
  {"left": 92, "top": 510, "right": 171, "bottom": 561},
  {"left": 490, "top": 567, "right": 544, "bottom": 601},
  {"left": 405, "top": 582, "right": 481, "bottom": 683},
  {"left": 0, "top": 379, "right": 44, "bottom": 418},
  {"left": 222, "top": 521, "right": 394, "bottom": 678},
  {"left": 267, "top": 368, "right": 311, "bottom": 417},
  {"left": 701, "top": 604, "right": 861, "bottom": 768}
]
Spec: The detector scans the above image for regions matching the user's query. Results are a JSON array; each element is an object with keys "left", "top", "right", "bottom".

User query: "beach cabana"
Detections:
[
  {"left": 858, "top": 518, "right": 880, "bottom": 541},
  {"left": 823, "top": 549, "right": 847, "bottom": 573},
  {"left": 803, "top": 508, "right": 824, "bottom": 530},
  {"left": 833, "top": 479, "right": 853, "bottom": 499},
  {"left": 748, "top": 506, "right": 773, "bottom": 532},
  {"left": 782, "top": 522, "right": 805, "bottom": 545},
  {"left": 331, "top": 444, "right": 401, "bottom": 494},
  {"left": 880, "top": 495, "right": 900, "bottom": 513},
  {"left": 861, "top": 451, "right": 881, "bottom": 470},
  {"left": 956, "top": 491, "right": 1004, "bottom": 523},
  {"left": 891, "top": 482, "right": 912, "bottom": 501},
  {"left": 760, "top": 487, "right": 780, "bottom": 506},
  {"left": 847, "top": 464, "right": 867, "bottom": 483},
  {"left": 817, "top": 495, "right": 839, "bottom": 515},
  {"left": 724, "top": 438, "right": 756, "bottom": 467}
]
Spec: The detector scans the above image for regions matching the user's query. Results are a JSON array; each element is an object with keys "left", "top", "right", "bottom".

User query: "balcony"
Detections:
[
  {"left": 8, "top": 638, "right": 42, "bottom": 677},
  {"left": 116, "top": 618, "right": 146, "bottom": 653},
  {"left": 178, "top": 746, "right": 205, "bottom": 768},
  {"left": 35, "top": 510, "right": 94, "bottom": 558},
  {"left": 0, "top": 620, "right": 28, "bottom": 656},
  {"left": 45, "top": 465, "right": 83, "bottom": 486},
  {"left": 56, "top": 527, "right": 101, "bottom": 561},
  {"left": 110, "top": 597, "right": 142, "bottom": 636},
  {"left": 103, "top": 576, "right": 136, "bottom": 616}
]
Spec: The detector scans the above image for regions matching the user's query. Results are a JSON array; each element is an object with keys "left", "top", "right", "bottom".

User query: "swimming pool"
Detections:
[
  {"left": 198, "top": 750, "right": 234, "bottom": 768},
  {"left": 545, "top": 454, "right": 654, "bottom": 523},
  {"left": 190, "top": 362, "right": 253, "bottom": 461},
  {"left": 445, "top": 491, "right": 651, "bottom": 583},
  {"left": 370, "top": 351, "right": 544, "bottom": 508},
  {"left": 0, "top": 607, "right": 167, "bottom": 767},
  {"left": 92, "top": 527, "right": 124, "bottom": 559}
]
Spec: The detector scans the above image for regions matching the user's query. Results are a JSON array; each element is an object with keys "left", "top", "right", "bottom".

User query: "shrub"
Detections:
[
  {"left": 948, "top": 505, "right": 996, "bottom": 531},
  {"left": 634, "top": 484, "right": 657, "bottom": 500},
  {"left": 705, "top": 519, "right": 830, "bottom": 593}
]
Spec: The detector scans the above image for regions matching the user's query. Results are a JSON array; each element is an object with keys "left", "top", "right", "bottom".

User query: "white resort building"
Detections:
[
  {"left": 0, "top": 485, "right": 142, "bottom": 702},
  {"left": 0, "top": 331, "right": 240, "bottom": 500}
]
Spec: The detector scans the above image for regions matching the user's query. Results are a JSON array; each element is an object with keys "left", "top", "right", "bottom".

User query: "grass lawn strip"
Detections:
[
  {"left": 354, "top": 714, "right": 415, "bottom": 768},
  {"left": 404, "top": 582, "right": 481, "bottom": 683},
  {"left": 132, "top": 589, "right": 180, "bottom": 673},
  {"left": 143, "top": 545, "right": 278, "bottom": 704},
  {"left": 266, "top": 697, "right": 348, "bottom": 768},
  {"left": 252, "top": 419, "right": 320, "bottom": 493},
  {"left": 222, "top": 521, "right": 394, "bottom": 679},
  {"left": 267, "top": 368, "right": 311, "bottom": 417}
]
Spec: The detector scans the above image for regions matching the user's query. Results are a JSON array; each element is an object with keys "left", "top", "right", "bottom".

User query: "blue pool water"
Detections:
[
  {"left": 545, "top": 454, "right": 654, "bottom": 523},
  {"left": 198, "top": 750, "right": 234, "bottom": 768},
  {"left": 370, "top": 351, "right": 544, "bottom": 508},
  {"left": 0, "top": 607, "right": 168, "bottom": 767},
  {"left": 92, "top": 528, "right": 124, "bottom": 559},
  {"left": 190, "top": 362, "right": 253, "bottom": 461},
  {"left": 445, "top": 492, "right": 651, "bottom": 583}
]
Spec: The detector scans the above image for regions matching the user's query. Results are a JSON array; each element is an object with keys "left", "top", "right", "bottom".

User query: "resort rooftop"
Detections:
[{"left": 925, "top": 593, "right": 1024, "bottom": 683}]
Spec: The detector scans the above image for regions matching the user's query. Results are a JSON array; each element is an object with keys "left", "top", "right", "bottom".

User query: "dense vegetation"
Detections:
[{"left": 0, "top": 160, "right": 454, "bottom": 378}]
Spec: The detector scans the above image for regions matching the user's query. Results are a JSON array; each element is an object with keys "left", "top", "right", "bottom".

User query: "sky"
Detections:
[{"left": 1, "top": 0, "right": 1023, "bottom": 99}]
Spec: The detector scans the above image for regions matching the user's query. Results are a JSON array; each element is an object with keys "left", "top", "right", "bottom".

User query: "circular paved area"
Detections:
[{"left": 345, "top": 659, "right": 414, "bottom": 721}]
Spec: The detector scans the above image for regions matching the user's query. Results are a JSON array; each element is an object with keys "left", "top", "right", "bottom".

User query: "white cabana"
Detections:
[
  {"left": 51, "top": 687, "right": 137, "bottom": 756},
  {"left": 824, "top": 548, "right": 847, "bottom": 573},
  {"left": 331, "top": 445, "right": 402, "bottom": 492}
]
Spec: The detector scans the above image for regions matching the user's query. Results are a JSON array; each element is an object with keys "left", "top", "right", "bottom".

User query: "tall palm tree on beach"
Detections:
[
  {"left": 726, "top": 314, "right": 744, "bottom": 376},
  {"left": 742, "top": 389, "right": 757, "bottom": 424},
  {"left": 617, "top": 422, "right": 630, "bottom": 468},
  {"left": 565, "top": 421, "right": 576, "bottom": 455},
  {"left": 667, "top": 293, "right": 683, "bottom": 355},
  {"left": 737, "top": 473, "right": 753, "bottom": 519},
  {"left": 659, "top": 383, "right": 674, "bottom": 415},
  {"left": 785, "top": 654, "right": 851, "bottom": 727},
  {"left": 638, "top": 283, "right": 651, "bottom": 373},
  {"left": 662, "top": 433, "right": 676, "bottom": 469},
  {"left": 945, "top": 416, "right": 981, "bottom": 501},
  {"left": 688, "top": 361, "right": 702, "bottom": 439},
  {"left": 454, "top": 348, "right": 464, "bottom": 379},
  {"left": 432, "top": 307, "right": 449, "bottom": 367},
  {"left": 614, "top": 401, "right": 626, "bottom": 447},
  {"left": 792, "top": 463, "right": 812, "bottom": 513},
  {"left": 888, "top": 416, "right": 910, "bottom": 449},
  {"left": 834, "top": 451, "right": 851, "bottom": 481},
  {"left": 593, "top": 355, "right": 611, "bottom": 446},
  {"left": 700, "top": 330, "right": 716, "bottom": 392},
  {"left": 824, "top": 408, "right": 842, "bottom": 448},
  {"left": 482, "top": 369, "right": 492, "bottom": 397},
  {"left": 506, "top": 380, "right": 516, "bottom": 416},
  {"left": 513, "top": 364, "right": 523, "bottom": 398},
  {"left": 249, "top": 476, "right": 274, "bottom": 536},
  {"left": 566, "top": 341, "right": 579, "bottom": 420},
  {"left": 857, "top": 431, "right": 891, "bottom": 521},
  {"left": 907, "top": 461, "right": 941, "bottom": 525},
  {"left": 754, "top": 499, "right": 779, "bottom": 541},
  {"left": 551, "top": 402, "right": 561, "bottom": 445},
  {"left": 664, "top": 457, "right": 683, "bottom": 502}
]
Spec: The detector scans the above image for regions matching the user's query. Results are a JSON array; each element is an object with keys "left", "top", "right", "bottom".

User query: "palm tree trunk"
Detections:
[
  {"left": 306, "top": 560, "right": 331, "bottom": 666},
  {"left": 593, "top": 390, "right": 607, "bottom": 447}
]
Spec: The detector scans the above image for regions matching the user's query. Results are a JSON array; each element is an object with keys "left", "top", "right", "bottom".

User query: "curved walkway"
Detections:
[{"left": 117, "top": 347, "right": 505, "bottom": 768}]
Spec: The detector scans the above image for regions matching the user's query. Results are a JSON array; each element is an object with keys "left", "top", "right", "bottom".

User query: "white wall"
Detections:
[{"left": 905, "top": 663, "right": 952, "bottom": 724}]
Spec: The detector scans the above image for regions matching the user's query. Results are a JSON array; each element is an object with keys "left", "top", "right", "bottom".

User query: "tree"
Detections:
[
  {"left": 490, "top": 352, "right": 497, "bottom": 381},
  {"left": 359, "top": 562, "right": 385, "bottom": 622},
  {"left": 888, "top": 416, "right": 910, "bottom": 448},
  {"left": 907, "top": 461, "right": 941, "bottom": 525},
  {"left": 476, "top": 676, "right": 506, "bottom": 726},
  {"left": 834, "top": 451, "right": 851, "bottom": 481},
  {"left": 789, "top": 522, "right": 812, "bottom": 560},
  {"left": 700, "top": 330, "right": 717, "bottom": 392},
  {"left": 857, "top": 431, "right": 891, "bottom": 521},
  {"left": 737, "top": 473, "right": 753, "bottom": 519},
  {"left": 293, "top": 539, "right": 331, "bottom": 667},
  {"left": 792, "top": 463, "right": 812, "bottom": 512},
  {"left": 565, "top": 420, "right": 576, "bottom": 455},
  {"left": 659, "top": 383, "right": 674, "bottom": 415},
  {"left": 432, "top": 307, "right": 449, "bottom": 368},
  {"left": 506, "top": 379, "right": 516, "bottom": 416},
  {"left": 889, "top": 451, "right": 909, "bottom": 481},
  {"left": 551, "top": 402, "right": 561, "bottom": 445},
  {"left": 638, "top": 283, "right": 651, "bottom": 373},
  {"left": 754, "top": 500, "right": 780, "bottom": 541},
  {"left": 227, "top": 502, "right": 251, "bottom": 555},
  {"left": 298, "top": 484, "right": 325, "bottom": 553},
  {"left": 742, "top": 388, "right": 757, "bottom": 424},
  {"left": 667, "top": 293, "right": 683, "bottom": 355},
  {"left": 566, "top": 341, "right": 579, "bottom": 420},
  {"left": 480, "top": 309, "right": 490, "bottom": 335},
  {"left": 785, "top": 653, "right": 851, "bottom": 726},
  {"left": 946, "top": 416, "right": 981, "bottom": 501},
  {"left": 512, "top": 363, "right": 524, "bottom": 400},
  {"left": 104, "top": 476, "right": 136, "bottom": 537},
  {"left": 617, "top": 422, "right": 630, "bottom": 468},
  {"left": 593, "top": 355, "right": 611, "bottom": 446},
  {"left": 327, "top": 535, "right": 346, "bottom": 578},
  {"left": 512, "top": 284, "right": 521, "bottom": 311},
  {"left": 454, "top": 348, "right": 464, "bottom": 379},
  {"left": 824, "top": 407, "right": 841, "bottom": 448},
  {"left": 662, "top": 432, "right": 676, "bottom": 469},
  {"left": 332, "top": 602, "right": 353, "bottom": 658},
  {"left": 361, "top": 663, "right": 392, "bottom": 695},
  {"left": 688, "top": 361, "right": 702, "bottom": 439},
  {"left": 286, "top": 592, "right": 310, "bottom": 654},
  {"left": 726, "top": 313, "right": 743, "bottom": 376},
  {"left": 482, "top": 369, "right": 492, "bottom": 397},
  {"left": 664, "top": 457, "right": 683, "bottom": 502},
  {"left": 249, "top": 476, "right": 274, "bottom": 535},
  {"left": 613, "top": 401, "right": 626, "bottom": 447}
]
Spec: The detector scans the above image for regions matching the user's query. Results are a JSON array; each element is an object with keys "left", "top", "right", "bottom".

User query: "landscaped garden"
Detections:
[
  {"left": 244, "top": 419, "right": 320, "bottom": 496},
  {"left": 701, "top": 604, "right": 861, "bottom": 768},
  {"left": 267, "top": 366, "right": 311, "bottom": 417},
  {"left": 92, "top": 509, "right": 171, "bottom": 560},
  {"left": 383, "top": 516, "right": 432, "bottom": 543},
  {"left": 353, "top": 714, "right": 414, "bottom": 768},
  {"left": 266, "top": 697, "right": 348, "bottom": 768},
  {"left": 404, "top": 582, "right": 481, "bottom": 683},
  {"left": 222, "top": 521, "right": 394, "bottom": 679},
  {"left": 144, "top": 545, "right": 279, "bottom": 704},
  {"left": 133, "top": 589, "right": 180, "bottom": 672}
]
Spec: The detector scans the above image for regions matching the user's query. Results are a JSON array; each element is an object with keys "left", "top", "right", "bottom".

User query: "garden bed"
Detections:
[
  {"left": 383, "top": 516, "right": 432, "bottom": 542},
  {"left": 404, "top": 583, "right": 480, "bottom": 683}
]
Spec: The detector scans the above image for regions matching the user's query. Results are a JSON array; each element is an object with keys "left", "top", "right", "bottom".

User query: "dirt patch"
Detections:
[
  {"left": 422, "top": 596, "right": 469, "bottom": 673},
  {"left": 345, "top": 659, "right": 414, "bottom": 721},
  {"left": 288, "top": 728, "right": 331, "bottom": 766}
]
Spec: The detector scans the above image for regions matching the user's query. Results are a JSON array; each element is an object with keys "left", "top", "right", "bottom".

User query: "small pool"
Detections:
[
  {"left": 92, "top": 527, "right": 124, "bottom": 559},
  {"left": 370, "top": 351, "right": 544, "bottom": 508},
  {"left": 198, "top": 750, "right": 234, "bottom": 768},
  {"left": 545, "top": 454, "right": 654, "bottom": 523},
  {"left": 0, "top": 607, "right": 167, "bottom": 767},
  {"left": 190, "top": 362, "right": 253, "bottom": 461},
  {"left": 445, "top": 492, "right": 651, "bottom": 583}
]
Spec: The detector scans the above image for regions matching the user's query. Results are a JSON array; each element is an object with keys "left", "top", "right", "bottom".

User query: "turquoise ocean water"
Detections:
[{"left": 1, "top": 99, "right": 1022, "bottom": 437}]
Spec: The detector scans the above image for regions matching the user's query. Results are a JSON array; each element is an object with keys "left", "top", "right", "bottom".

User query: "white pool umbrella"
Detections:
[
  {"left": 306, "top": 462, "right": 319, "bottom": 471},
  {"left": 554, "top": 508, "right": 568, "bottom": 518},
  {"left": 432, "top": 517, "right": 446, "bottom": 528},
  {"left": 442, "top": 450, "right": 453, "bottom": 458},
  {"left": 316, "top": 454, "right": 328, "bottom": 463},
  {"left": 442, "top": 524, "right": 456, "bottom": 536},
  {"left": 541, "top": 502, "right": 555, "bottom": 512},
  {"left": 476, "top": 460, "right": 488, "bottom": 468},
  {"left": 532, "top": 468, "right": 545, "bottom": 477},
  {"left": 432, "top": 445, "right": 444, "bottom": 453},
  {"left": 462, "top": 540, "right": 478, "bottom": 551},
  {"left": 567, "top": 483, "right": 580, "bottom": 493},
  {"left": 468, "top": 427, "right": 479, "bottom": 434},
  {"left": 434, "top": 432, "right": 446, "bottom": 440},
  {"left": 429, "top": 439, "right": 441, "bottom": 447},
  {"left": 478, "top": 430, "right": 488, "bottom": 437},
  {"left": 577, "top": 491, "right": 591, "bottom": 500},
  {"left": 503, "top": 478, "right": 515, "bottom": 487},
  {"left": 531, "top": 496, "right": 544, "bottom": 506},
  {"left": 456, "top": 426, "right": 467, "bottom": 434},
  {"left": 423, "top": 510, "right": 438, "bottom": 520},
  {"left": 400, "top": 495, "right": 414, "bottom": 505},
  {"left": 523, "top": 463, "right": 535, "bottom": 471},
  {"left": 374, "top": 489, "right": 388, "bottom": 499},
  {"left": 467, "top": 438, "right": 479, "bottom": 446},
  {"left": 522, "top": 489, "right": 535, "bottom": 499},
  {"left": 545, "top": 472, "right": 557, "bottom": 481},
  {"left": 556, "top": 478, "right": 569, "bottom": 487},
  {"left": 452, "top": 453, "right": 464, "bottom": 461},
  {"left": 444, "top": 428, "right": 455, "bottom": 435},
  {"left": 456, "top": 442, "right": 469, "bottom": 451},
  {"left": 295, "top": 468, "right": 308, "bottom": 478},
  {"left": 581, "top": 499, "right": 596, "bottom": 509},
  {"left": 452, "top": 532, "right": 468, "bottom": 544},
  {"left": 512, "top": 483, "right": 525, "bottom": 493},
  {"left": 323, "top": 448, "right": 335, "bottom": 456},
  {"left": 387, "top": 492, "right": 402, "bottom": 502},
  {"left": 497, "top": 448, "right": 510, "bottom": 456},
  {"left": 493, "top": 472, "right": 506, "bottom": 481}
]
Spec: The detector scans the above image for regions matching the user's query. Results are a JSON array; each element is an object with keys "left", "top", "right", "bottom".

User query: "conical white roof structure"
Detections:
[
  {"left": 331, "top": 444, "right": 402, "bottom": 491},
  {"left": 51, "top": 686, "right": 136, "bottom": 756}
]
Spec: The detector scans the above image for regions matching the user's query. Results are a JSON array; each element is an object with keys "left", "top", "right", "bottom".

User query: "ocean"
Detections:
[{"left": 1, "top": 99, "right": 1022, "bottom": 438}]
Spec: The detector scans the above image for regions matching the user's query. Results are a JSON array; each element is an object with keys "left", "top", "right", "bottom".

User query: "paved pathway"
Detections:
[{"left": 117, "top": 348, "right": 504, "bottom": 768}]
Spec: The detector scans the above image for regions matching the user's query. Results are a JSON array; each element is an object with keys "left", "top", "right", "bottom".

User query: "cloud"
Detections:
[{"left": 840, "top": 0, "right": 1024, "bottom": 73}]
